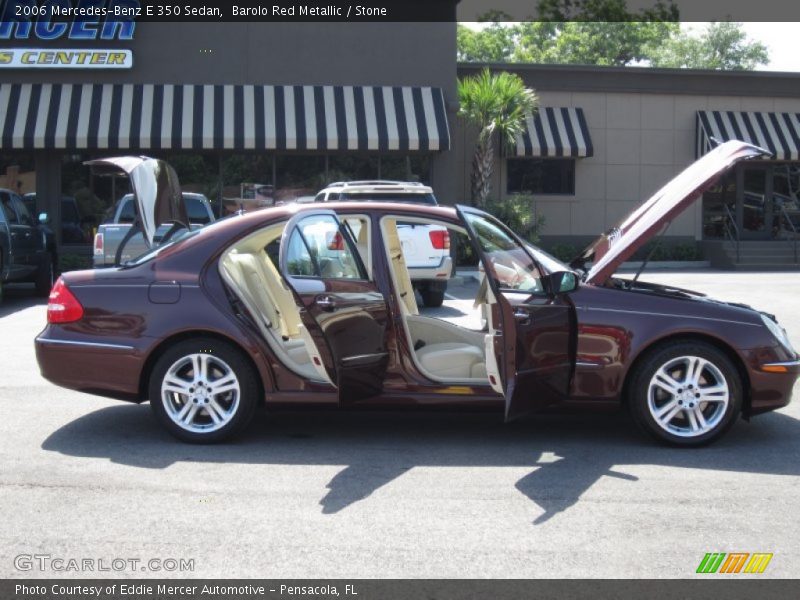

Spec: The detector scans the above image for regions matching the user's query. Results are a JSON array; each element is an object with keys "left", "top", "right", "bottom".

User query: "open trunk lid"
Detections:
[{"left": 85, "top": 156, "right": 188, "bottom": 247}]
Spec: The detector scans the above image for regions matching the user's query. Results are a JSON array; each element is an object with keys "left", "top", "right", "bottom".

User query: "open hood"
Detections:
[
  {"left": 575, "top": 140, "right": 770, "bottom": 285},
  {"left": 85, "top": 156, "right": 188, "bottom": 247}
]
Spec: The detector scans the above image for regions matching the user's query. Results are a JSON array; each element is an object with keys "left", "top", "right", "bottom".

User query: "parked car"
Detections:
[
  {"left": 315, "top": 181, "right": 452, "bottom": 307},
  {"left": 0, "top": 189, "right": 55, "bottom": 301},
  {"left": 22, "top": 194, "right": 93, "bottom": 245},
  {"left": 93, "top": 191, "right": 215, "bottom": 268},
  {"left": 35, "top": 143, "right": 799, "bottom": 446}
]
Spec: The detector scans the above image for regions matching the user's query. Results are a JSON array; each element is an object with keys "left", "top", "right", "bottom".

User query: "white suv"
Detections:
[{"left": 314, "top": 181, "right": 452, "bottom": 307}]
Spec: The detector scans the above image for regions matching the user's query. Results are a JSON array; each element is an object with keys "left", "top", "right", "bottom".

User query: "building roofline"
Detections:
[{"left": 457, "top": 62, "right": 800, "bottom": 97}]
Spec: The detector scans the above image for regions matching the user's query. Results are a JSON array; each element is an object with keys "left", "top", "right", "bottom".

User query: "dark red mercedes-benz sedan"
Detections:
[{"left": 35, "top": 141, "right": 799, "bottom": 445}]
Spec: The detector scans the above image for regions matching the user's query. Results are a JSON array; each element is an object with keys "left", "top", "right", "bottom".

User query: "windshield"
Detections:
[{"left": 524, "top": 243, "right": 573, "bottom": 275}]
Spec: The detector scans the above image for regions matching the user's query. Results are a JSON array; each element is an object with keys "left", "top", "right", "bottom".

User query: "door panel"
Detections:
[
  {"left": 501, "top": 292, "right": 576, "bottom": 420},
  {"left": 1, "top": 192, "right": 35, "bottom": 277},
  {"left": 456, "top": 205, "right": 576, "bottom": 420},
  {"left": 279, "top": 210, "right": 390, "bottom": 403}
]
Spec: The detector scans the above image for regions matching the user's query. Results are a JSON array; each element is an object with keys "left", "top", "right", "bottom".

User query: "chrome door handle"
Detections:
[
  {"left": 513, "top": 308, "right": 531, "bottom": 324},
  {"left": 315, "top": 295, "right": 337, "bottom": 312}
]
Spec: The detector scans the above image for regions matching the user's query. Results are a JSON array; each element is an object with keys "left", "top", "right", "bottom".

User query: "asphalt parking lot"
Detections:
[{"left": 1, "top": 270, "right": 799, "bottom": 579}]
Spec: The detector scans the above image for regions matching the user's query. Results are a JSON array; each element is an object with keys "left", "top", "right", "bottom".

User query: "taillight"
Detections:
[
  {"left": 429, "top": 229, "right": 450, "bottom": 250},
  {"left": 93, "top": 232, "right": 104, "bottom": 256},
  {"left": 47, "top": 278, "right": 84, "bottom": 324}
]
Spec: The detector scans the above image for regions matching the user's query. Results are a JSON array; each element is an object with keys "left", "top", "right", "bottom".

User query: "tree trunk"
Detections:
[{"left": 470, "top": 134, "right": 495, "bottom": 208}]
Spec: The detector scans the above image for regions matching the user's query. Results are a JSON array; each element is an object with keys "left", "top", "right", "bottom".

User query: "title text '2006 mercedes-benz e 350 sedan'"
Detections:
[{"left": 35, "top": 142, "right": 799, "bottom": 446}]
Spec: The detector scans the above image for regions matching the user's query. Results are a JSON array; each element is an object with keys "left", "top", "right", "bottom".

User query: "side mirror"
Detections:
[
  {"left": 38, "top": 212, "right": 50, "bottom": 225},
  {"left": 545, "top": 270, "right": 579, "bottom": 295}
]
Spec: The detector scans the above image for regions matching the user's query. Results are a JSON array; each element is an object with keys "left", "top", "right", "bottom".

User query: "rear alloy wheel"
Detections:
[
  {"left": 629, "top": 342, "right": 742, "bottom": 446},
  {"left": 149, "top": 338, "right": 258, "bottom": 443},
  {"left": 35, "top": 252, "right": 54, "bottom": 297}
]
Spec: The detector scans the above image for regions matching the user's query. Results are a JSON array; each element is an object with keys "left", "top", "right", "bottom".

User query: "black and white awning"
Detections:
[
  {"left": 512, "top": 107, "right": 593, "bottom": 158},
  {"left": 696, "top": 110, "right": 800, "bottom": 160},
  {"left": 0, "top": 83, "right": 450, "bottom": 152}
]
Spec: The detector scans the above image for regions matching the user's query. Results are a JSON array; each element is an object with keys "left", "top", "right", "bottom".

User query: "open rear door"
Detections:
[
  {"left": 457, "top": 206, "right": 576, "bottom": 421},
  {"left": 278, "top": 210, "right": 390, "bottom": 403}
]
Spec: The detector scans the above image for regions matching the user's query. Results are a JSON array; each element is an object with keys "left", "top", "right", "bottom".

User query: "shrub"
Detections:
[
  {"left": 548, "top": 243, "right": 579, "bottom": 263},
  {"left": 58, "top": 254, "right": 91, "bottom": 272},
  {"left": 484, "top": 194, "right": 544, "bottom": 243}
]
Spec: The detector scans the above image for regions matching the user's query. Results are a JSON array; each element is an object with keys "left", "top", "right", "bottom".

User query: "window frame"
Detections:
[
  {"left": 280, "top": 212, "right": 369, "bottom": 283},
  {"left": 506, "top": 157, "right": 576, "bottom": 196}
]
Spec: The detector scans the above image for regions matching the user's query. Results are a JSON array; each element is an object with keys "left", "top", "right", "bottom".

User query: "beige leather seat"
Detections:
[{"left": 416, "top": 342, "right": 486, "bottom": 379}]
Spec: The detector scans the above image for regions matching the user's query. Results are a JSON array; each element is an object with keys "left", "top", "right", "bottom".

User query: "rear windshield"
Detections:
[
  {"left": 334, "top": 192, "right": 437, "bottom": 205},
  {"left": 116, "top": 194, "right": 210, "bottom": 224},
  {"left": 185, "top": 196, "right": 211, "bottom": 224}
]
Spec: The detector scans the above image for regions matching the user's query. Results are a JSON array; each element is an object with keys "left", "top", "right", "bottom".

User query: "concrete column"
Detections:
[
  {"left": 34, "top": 152, "right": 62, "bottom": 247},
  {"left": 431, "top": 101, "right": 461, "bottom": 205}
]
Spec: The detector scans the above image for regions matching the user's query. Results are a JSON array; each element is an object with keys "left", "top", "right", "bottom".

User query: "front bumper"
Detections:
[{"left": 747, "top": 356, "right": 800, "bottom": 416}]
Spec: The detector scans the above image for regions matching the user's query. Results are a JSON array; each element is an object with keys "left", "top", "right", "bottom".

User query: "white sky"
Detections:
[{"left": 461, "top": 22, "right": 800, "bottom": 73}]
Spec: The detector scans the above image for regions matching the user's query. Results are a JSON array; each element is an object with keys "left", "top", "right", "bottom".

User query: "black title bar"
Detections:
[
  {"left": 1, "top": 0, "right": 800, "bottom": 23},
  {"left": 4, "top": 579, "right": 800, "bottom": 600}
]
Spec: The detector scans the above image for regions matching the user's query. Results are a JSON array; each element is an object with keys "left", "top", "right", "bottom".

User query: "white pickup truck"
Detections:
[
  {"left": 93, "top": 192, "right": 215, "bottom": 268},
  {"left": 313, "top": 181, "right": 452, "bottom": 307}
]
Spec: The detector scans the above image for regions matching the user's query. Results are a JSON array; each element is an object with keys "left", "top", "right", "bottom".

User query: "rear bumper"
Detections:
[
  {"left": 35, "top": 333, "right": 144, "bottom": 402},
  {"left": 408, "top": 256, "right": 452, "bottom": 282}
]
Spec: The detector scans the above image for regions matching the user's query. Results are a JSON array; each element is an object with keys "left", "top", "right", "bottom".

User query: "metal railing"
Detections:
[
  {"left": 723, "top": 204, "right": 740, "bottom": 263},
  {"left": 778, "top": 204, "right": 799, "bottom": 264}
]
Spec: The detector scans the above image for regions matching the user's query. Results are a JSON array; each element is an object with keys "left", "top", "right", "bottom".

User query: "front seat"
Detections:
[{"left": 416, "top": 342, "right": 486, "bottom": 379}]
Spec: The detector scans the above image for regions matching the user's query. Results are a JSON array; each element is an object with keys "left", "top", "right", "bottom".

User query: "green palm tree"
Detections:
[{"left": 458, "top": 69, "right": 538, "bottom": 207}]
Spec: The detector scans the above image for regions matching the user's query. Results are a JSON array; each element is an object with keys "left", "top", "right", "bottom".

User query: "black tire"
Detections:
[
  {"left": 149, "top": 338, "right": 259, "bottom": 443},
  {"left": 34, "top": 252, "right": 54, "bottom": 297},
  {"left": 627, "top": 341, "right": 742, "bottom": 447},
  {"left": 420, "top": 286, "right": 445, "bottom": 308}
]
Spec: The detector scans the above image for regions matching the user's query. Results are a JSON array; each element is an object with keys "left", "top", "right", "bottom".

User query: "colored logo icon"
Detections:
[{"left": 697, "top": 552, "right": 773, "bottom": 574}]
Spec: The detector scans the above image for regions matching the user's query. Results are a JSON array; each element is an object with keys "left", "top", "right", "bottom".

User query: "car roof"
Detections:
[
  {"left": 202, "top": 201, "right": 460, "bottom": 238},
  {"left": 319, "top": 180, "right": 434, "bottom": 194}
]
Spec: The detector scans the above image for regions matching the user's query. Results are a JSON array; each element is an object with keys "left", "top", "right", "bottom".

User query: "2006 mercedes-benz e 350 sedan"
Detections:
[{"left": 36, "top": 141, "right": 799, "bottom": 445}]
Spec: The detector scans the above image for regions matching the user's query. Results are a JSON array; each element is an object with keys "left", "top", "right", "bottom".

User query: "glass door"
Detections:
[{"left": 738, "top": 165, "right": 773, "bottom": 239}]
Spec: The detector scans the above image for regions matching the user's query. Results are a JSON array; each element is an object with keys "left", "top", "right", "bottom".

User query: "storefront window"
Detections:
[
  {"left": 327, "top": 155, "right": 379, "bottom": 183},
  {"left": 506, "top": 158, "right": 575, "bottom": 195},
  {"left": 0, "top": 154, "right": 35, "bottom": 196},
  {"left": 61, "top": 154, "right": 118, "bottom": 244},
  {"left": 773, "top": 164, "right": 800, "bottom": 233},
  {"left": 702, "top": 172, "right": 736, "bottom": 240},
  {"left": 275, "top": 155, "right": 326, "bottom": 202}
]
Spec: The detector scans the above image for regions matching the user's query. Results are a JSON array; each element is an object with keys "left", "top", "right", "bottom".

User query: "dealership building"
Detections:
[{"left": 2, "top": 13, "right": 800, "bottom": 268}]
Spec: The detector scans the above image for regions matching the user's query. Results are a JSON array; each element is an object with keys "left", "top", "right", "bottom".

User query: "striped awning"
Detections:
[
  {"left": 0, "top": 83, "right": 450, "bottom": 152},
  {"left": 696, "top": 110, "right": 800, "bottom": 160},
  {"left": 513, "top": 107, "right": 593, "bottom": 158}
]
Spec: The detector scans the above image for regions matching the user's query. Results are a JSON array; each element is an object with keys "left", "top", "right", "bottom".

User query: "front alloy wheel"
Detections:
[
  {"left": 629, "top": 342, "right": 742, "bottom": 446},
  {"left": 149, "top": 338, "right": 258, "bottom": 443}
]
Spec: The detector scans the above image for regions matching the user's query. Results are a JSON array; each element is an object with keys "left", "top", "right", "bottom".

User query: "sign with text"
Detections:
[{"left": 0, "top": 47, "right": 132, "bottom": 68}]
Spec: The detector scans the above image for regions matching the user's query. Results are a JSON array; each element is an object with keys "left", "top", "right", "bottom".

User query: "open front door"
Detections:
[
  {"left": 457, "top": 206, "right": 576, "bottom": 421},
  {"left": 279, "top": 210, "right": 390, "bottom": 403}
]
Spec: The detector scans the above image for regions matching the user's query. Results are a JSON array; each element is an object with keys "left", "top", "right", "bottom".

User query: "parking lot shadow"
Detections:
[
  {"left": 42, "top": 405, "right": 800, "bottom": 523},
  {"left": 0, "top": 285, "right": 45, "bottom": 318}
]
